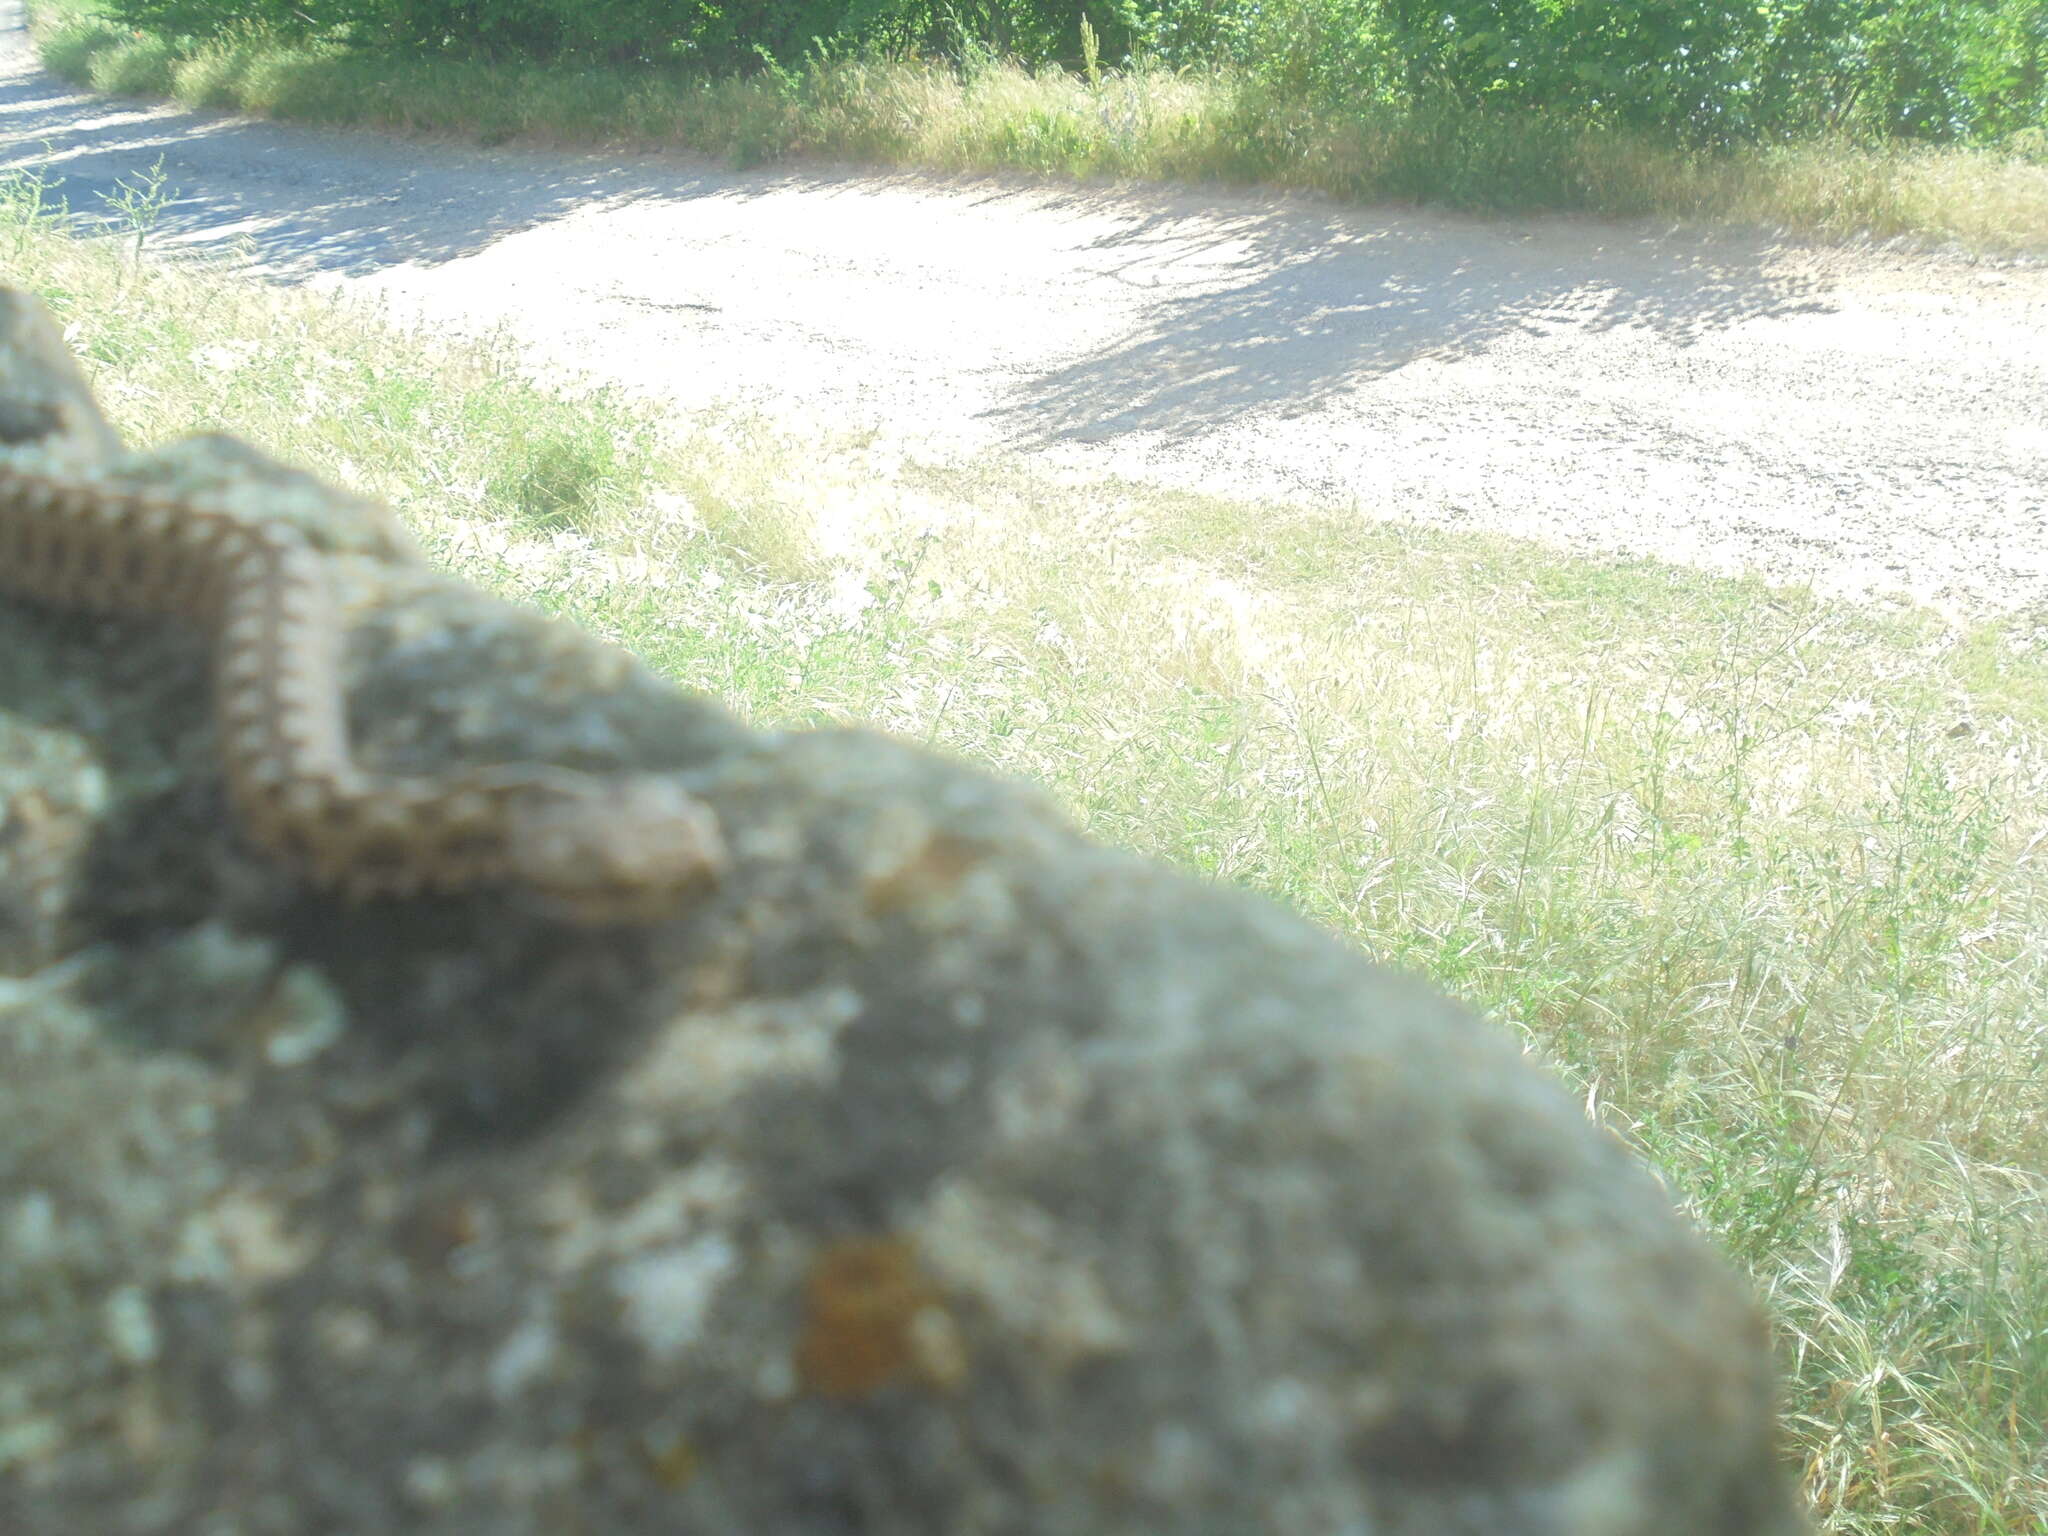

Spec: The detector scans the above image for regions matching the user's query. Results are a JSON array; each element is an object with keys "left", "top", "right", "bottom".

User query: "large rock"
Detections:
[{"left": 0, "top": 289, "right": 1809, "bottom": 1534}]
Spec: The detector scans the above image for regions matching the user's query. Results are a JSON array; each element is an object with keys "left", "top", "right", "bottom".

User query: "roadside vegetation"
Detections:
[
  {"left": 31, "top": 0, "right": 2048, "bottom": 248},
  {"left": 6, "top": 179, "right": 2046, "bottom": 1531}
]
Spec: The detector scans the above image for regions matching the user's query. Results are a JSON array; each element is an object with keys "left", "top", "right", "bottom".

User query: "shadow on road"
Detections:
[{"left": 975, "top": 191, "right": 1832, "bottom": 445}]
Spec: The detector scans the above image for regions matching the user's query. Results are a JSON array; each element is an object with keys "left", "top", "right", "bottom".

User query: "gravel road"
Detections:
[{"left": 4, "top": 0, "right": 2044, "bottom": 617}]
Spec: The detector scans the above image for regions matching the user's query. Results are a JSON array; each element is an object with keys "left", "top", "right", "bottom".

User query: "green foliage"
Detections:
[
  {"left": 89, "top": 0, "right": 2046, "bottom": 144},
  {"left": 91, "top": 0, "right": 1153, "bottom": 70},
  {"left": 89, "top": 0, "right": 2048, "bottom": 147},
  {"left": 1143, "top": 0, "right": 2048, "bottom": 143}
]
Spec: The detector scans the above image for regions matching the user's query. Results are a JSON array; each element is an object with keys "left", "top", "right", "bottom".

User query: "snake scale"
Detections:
[{"left": 0, "top": 460, "right": 728, "bottom": 923}]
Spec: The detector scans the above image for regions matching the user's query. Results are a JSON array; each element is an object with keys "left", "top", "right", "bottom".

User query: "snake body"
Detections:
[{"left": 0, "top": 461, "right": 726, "bottom": 922}]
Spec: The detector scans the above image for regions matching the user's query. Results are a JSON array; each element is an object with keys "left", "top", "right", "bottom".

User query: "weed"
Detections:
[{"left": 98, "top": 153, "right": 173, "bottom": 269}]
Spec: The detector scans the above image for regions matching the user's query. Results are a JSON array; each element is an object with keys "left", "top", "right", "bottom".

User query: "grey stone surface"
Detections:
[{"left": 0, "top": 289, "right": 1809, "bottom": 1534}]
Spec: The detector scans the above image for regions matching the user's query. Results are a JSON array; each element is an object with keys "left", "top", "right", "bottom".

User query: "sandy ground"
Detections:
[{"left": 3, "top": 1, "right": 2044, "bottom": 618}]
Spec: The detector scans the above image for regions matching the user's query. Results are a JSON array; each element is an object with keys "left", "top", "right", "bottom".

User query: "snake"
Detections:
[{"left": 0, "top": 458, "right": 728, "bottom": 923}]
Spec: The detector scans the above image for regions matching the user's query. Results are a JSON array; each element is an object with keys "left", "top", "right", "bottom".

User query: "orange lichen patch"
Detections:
[{"left": 795, "top": 1236, "right": 965, "bottom": 1398}]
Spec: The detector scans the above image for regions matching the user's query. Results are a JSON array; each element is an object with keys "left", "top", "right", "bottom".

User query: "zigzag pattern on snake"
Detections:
[{"left": 0, "top": 460, "right": 727, "bottom": 923}]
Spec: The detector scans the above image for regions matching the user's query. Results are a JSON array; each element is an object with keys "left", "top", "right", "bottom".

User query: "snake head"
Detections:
[{"left": 502, "top": 773, "right": 729, "bottom": 924}]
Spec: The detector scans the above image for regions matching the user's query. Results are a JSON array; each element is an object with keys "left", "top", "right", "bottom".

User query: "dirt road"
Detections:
[{"left": 4, "top": 0, "right": 2044, "bottom": 616}]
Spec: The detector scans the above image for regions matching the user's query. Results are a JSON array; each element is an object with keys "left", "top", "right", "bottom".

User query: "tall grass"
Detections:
[
  {"left": 31, "top": 0, "right": 2048, "bottom": 248},
  {"left": 3, "top": 180, "right": 2046, "bottom": 1531}
]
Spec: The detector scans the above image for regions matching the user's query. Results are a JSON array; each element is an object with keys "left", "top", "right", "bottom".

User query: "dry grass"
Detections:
[
  {"left": 1703, "top": 139, "right": 2048, "bottom": 250},
  {"left": 5, "top": 166, "right": 2048, "bottom": 1532}
]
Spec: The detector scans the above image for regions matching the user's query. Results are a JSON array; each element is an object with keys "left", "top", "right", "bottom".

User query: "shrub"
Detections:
[{"left": 90, "top": 0, "right": 2048, "bottom": 146}]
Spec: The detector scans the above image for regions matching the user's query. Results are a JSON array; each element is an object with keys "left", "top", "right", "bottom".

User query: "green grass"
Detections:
[
  {"left": 28, "top": 0, "right": 2048, "bottom": 250},
  {"left": 4, "top": 179, "right": 2047, "bottom": 1532}
]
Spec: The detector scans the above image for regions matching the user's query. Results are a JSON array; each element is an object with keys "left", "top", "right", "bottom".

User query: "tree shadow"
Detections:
[{"left": 972, "top": 189, "right": 1835, "bottom": 446}]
